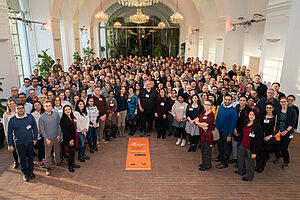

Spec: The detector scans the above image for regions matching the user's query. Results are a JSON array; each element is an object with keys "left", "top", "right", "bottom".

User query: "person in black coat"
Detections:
[
  {"left": 287, "top": 95, "right": 299, "bottom": 132},
  {"left": 235, "top": 109, "right": 263, "bottom": 181},
  {"left": 60, "top": 105, "right": 80, "bottom": 172}
]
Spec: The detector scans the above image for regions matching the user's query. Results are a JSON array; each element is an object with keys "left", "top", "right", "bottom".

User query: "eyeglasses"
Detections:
[
  {"left": 17, "top": 107, "right": 24, "bottom": 110},
  {"left": 266, "top": 107, "right": 273, "bottom": 109},
  {"left": 12, "top": 90, "right": 18, "bottom": 92},
  {"left": 288, "top": 99, "right": 294, "bottom": 101}
]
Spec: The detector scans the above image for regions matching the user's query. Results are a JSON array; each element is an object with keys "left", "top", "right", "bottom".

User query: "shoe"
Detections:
[
  {"left": 94, "top": 145, "right": 98, "bottom": 152},
  {"left": 215, "top": 164, "right": 227, "bottom": 169},
  {"left": 242, "top": 177, "right": 250, "bottom": 181},
  {"left": 157, "top": 136, "right": 161, "bottom": 139},
  {"left": 282, "top": 163, "right": 289, "bottom": 169},
  {"left": 89, "top": 145, "right": 94, "bottom": 154},
  {"left": 180, "top": 139, "right": 186, "bottom": 147},
  {"left": 257, "top": 167, "right": 264, "bottom": 173},
  {"left": 199, "top": 164, "right": 204, "bottom": 168},
  {"left": 168, "top": 132, "right": 172, "bottom": 136},
  {"left": 83, "top": 154, "right": 90, "bottom": 160},
  {"left": 29, "top": 172, "right": 36, "bottom": 179},
  {"left": 68, "top": 164, "right": 74, "bottom": 173},
  {"left": 199, "top": 166, "right": 207, "bottom": 171},
  {"left": 176, "top": 138, "right": 182, "bottom": 146},
  {"left": 140, "top": 131, "right": 145, "bottom": 137},
  {"left": 234, "top": 170, "right": 245, "bottom": 176},
  {"left": 162, "top": 136, "right": 166, "bottom": 139},
  {"left": 212, "top": 158, "right": 222, "bottom": 162},
  {"left": 192, "top": 146, "right": 197, "bottom": 152},
  {"left": 13, "top": 162, "right": 19, "bottom": 169},
  {"left": 273, "top": 158, "right": 280, "bottom": 164},
  {"left": 230, "top": 159, "right": 237, "bottom": 164},
  {"left": 146, "top": 132, "right": 151, "bottom": 136},
  {"left": 46, "top": 168, "right": 51, "bottom": 176},
  {"left": 23, "top": 174, "right": 29, "bottom": 182},
  {"left": 78, "top": 154, "right": 85, "bottom": 162},
  {"left": 38, "top": 161, "right": 45, "bottom": 168},
  {"left": 72, "top": 163, "right": 80, "bottom": 168},
  {"left": 188, "top": 146, "right": 193, "bottom": 152},
  {"left": 234, "top": 163, "right": 238, "bottom": 169}
]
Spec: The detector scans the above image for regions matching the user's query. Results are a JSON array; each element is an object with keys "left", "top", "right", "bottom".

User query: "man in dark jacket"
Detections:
[{"left": 253, "top": 74, "right": 267, "bottom": 99}]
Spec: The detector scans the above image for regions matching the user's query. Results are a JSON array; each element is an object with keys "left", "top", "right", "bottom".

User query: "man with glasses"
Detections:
[
  {"left": 8, "top": 86, "right": 20, "bottom": 104},
  {"left": 215, "top": 94, "right": 237, "bottom": 169},
  {"left": 7, "top": 104, "right": 38, "bottom": 182},
  {"left": 257, "top": 88, "right": 281, "bottom": 115},
  {"left": 31, "top": 78, "right": 41, "bottom": 96},
  {"left": 18, "top": 93, "right": 32, "bottom": 114}
]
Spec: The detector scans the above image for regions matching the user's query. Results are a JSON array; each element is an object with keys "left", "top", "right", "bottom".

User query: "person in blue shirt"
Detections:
[
  {"left": 215, "top": 94, "right": 237, "bottom": 169},
  {"left": 7, "top": 103, "right": 38, "bottom": 182}
]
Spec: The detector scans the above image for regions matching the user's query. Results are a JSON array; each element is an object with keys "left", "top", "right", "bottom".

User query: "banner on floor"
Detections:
[{"left": 126, "top": 138, "right": 151, "bottom": 170}]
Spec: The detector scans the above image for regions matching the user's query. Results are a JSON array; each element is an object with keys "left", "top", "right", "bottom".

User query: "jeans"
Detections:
[
  {"left": 77, "top": 132, "right": 86, "bottom": 154},
  {"left": 217, "top": 130, "right": 232, "bottom": 167},
  {"left": 15, "top": 142, "right": 34, "bottom": 175},
  {"left": 35, "top": 139, "right": 45, "bottom": 162},
  {"left": 87, "top": 127, "right": 98, "bottom": 146}
]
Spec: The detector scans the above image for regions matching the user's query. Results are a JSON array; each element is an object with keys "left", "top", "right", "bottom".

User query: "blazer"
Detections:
[
  {"left": 278, "top": 107, "right": 296, "bottom": 135},
  {"left": 240, "top": 123, "right": 264, "bottom": 154}
]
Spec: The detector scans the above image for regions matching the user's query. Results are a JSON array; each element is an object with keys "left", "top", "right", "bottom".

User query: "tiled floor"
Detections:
[{"left": 0, "top": 132, "right": 299, "bottom": 199}]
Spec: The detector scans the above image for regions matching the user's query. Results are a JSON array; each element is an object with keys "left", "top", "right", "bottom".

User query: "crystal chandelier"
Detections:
[
  {"left": 130, "top": 8, "right": 149, "bottom": 24},
  {"left": 114, "top": 21, "right": 122, "bottom": 28},
  {"left": 118, "top": 0, "right": 159, "bottom": 7},
  {"left": 95, "top": 0, "right": 108, "bottom": 21},
  {"left": 158, "top": 22, "right": 165, "bottom": 28},
  {"left": 170, "top": 0, "right": 183, "bottom": 24}
]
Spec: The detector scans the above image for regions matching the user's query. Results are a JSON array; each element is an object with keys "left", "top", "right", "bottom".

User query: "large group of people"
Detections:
[{"left": 3, "top": 55, "right": 299, "bottom": 182}]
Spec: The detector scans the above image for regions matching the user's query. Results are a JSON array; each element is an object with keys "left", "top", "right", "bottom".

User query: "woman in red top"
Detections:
[{"left": 196, "top": 100, "right": 215, "bottom": 171}]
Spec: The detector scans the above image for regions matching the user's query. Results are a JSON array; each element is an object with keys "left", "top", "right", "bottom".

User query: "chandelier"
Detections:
[
  {"left": 114, "top": 21, "right": 122, "bottom": 28},
  {"left": 118, "top": 0, "right": 159, "bottom": 7},
  {"left": 158, "top": 22, "right": 165, "bottom": 28},
  {"left": 130, "top": 8, "right": 149, "bottom": 24},
  {"left": 95, "top": 0, "right": 108, "bottom": 21},
  {"left": 170, "top": 0, "right": 183, "bottom": 24}
]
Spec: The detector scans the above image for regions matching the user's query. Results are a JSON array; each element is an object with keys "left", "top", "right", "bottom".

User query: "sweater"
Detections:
[
  {"left": 154, "top": 96, "right": 170, "bottom": 116},
  {"left": 215, "top": 104, "right": 237, "bottom": 136},
  {"left": 39, "top": 112, "right": 62, "bottom": 139},
  {"left": 171, "top": 101, "right": 188, "bottom": 120},
  {"left": 7, "top": 114, "right": 38, "bottom": 146},
  {"left": 3, "top": 111, "right": 15, "bottom": 137},
  {"left": 93, "top": 94, "right": 107, "bottom": 117},
  {"left": 74, "top": 111, "right": 89, "bottom": 133},
  {"left": 116, "top": 94, "right": 128, "bottom": 112}
]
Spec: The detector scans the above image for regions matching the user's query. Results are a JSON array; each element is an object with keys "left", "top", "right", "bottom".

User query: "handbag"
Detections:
[
  {"left": 273, "top": 116, "right": 281, "bottom": 142},
  {"left": 212, "top": 128, "right": 219, "bottom": 141}
]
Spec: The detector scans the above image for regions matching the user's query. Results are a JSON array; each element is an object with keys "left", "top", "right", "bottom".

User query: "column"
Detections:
[
  {"left": 73, "top": 20, "right": 80, "bottom": 53},
  {"left": 51, "top": 17, "right": 64, "bottom": 62},
  {"left": 0, "top": 0, "right": 19, "bottom": 97}
]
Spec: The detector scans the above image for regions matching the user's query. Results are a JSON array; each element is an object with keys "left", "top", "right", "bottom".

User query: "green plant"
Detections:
[
  {"left": 0, "top": 78, "right": 7, "bottom": 119},
  {"left": 82, "top": 47, "right": 95, "bottom": 61},
  {"left": 35, "top": 49, "right": 55, "bottom": 77},
  {"left": 73, "top": 51, "right": 82, "bottom": 63},
  {"left": 101, "top": 46, "right": 106, "bottom": 52}
]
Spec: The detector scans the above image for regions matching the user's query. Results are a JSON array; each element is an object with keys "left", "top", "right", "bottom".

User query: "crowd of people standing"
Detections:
[{"left": 3, "top": 55, "right": 299, "bottom": 182}]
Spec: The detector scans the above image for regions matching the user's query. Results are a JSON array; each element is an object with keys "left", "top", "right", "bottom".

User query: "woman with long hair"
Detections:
[
  {"left": 116, "top": 86, "right": 128, "bottom": 137},
  {"left": 59, "top": 91, "right": 71, "bottom": 107},
  {"left": 185, "top": 94, "right": 203, "bottom": 152},
  {"left": 154, "top": 89, "right": 170, "bottom": 139},
  {"left": 127, "top": 87, "right": 138, "bottom": 136},
  {"left": 71, "top": 95, "right": 80, "bottom": 110},
  {"left": 31, "top": 101, "right": 45, "bottom": 167},
  {"left": 3, "top": 100, "right": 18, "bottom": 168},
  {"left": 86, "top": 97, "right": 100, "bottom": 153},
  {"left": 236, "top": 110, "right": 263, "bottom": 181},
  {"left": 74, "top": 99, "right": 90, "bottom": 162},
  {"left": 60, "top": 105, "right": 80, "bottom": 172},
  {"left": 80, "top": 89, "right": 88, "bottom": 104}
]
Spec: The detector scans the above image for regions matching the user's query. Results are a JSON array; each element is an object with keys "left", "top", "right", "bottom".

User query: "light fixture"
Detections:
[
  {"left": 130, "top": 8, "right": 149, "bottom": 24},
  {"left": 158, "top": 22, "right": 165, "bottom": 28},
  {"left": 170, "top": 0, "right": 183, "bottom": 24},
  {"left": 114, "top": 21, "right": 122, "bottom": 28},
  {"left": 95, "top": 0, "right": 108, "bottom": 21},
  {"left": 230, "top": 14, "right": 265, "bottom": 32},
  {"left": 118, "top": 0, "right": 159, "bottom": 7}
]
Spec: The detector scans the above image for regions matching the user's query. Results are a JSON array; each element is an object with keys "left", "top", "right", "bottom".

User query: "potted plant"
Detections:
[
  {"left": 0, "top": 77, "right": 6, "bottom": 148},
  {"left": 73, "top": 51, "right": 82, "bottom": 63},
  {"left": 82, "top": 47, "right": 95, "bottom": 61},
  {"left": 35, "top": 49, "right": 55, "bottom": 77}
]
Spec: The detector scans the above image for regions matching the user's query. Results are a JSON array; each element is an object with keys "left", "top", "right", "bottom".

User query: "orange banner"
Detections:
[{"left": 126, "top": 138, "right": 151, "bottom": 170}]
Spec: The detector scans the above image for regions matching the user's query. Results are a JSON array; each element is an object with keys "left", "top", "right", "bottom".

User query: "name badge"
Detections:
[
  {"left": 203, "top": 116, "right": 207, "bottom": 120},
  {"left": 58, "top": 110, "right": 62, "bottom": 112},
  {"left": 160, "top": 102, "right": 165, "bottom": 106},
  {"left": 175, "top": 100, "right": 178, "bottom": 103},
  {"left": 156, "top": 80, "right": 160, "bottom": 83},
  {"left": 110, "top": 104, "right": 114, "bottom": 107},
  {"left": 128, "top": 99, "right": 131, "bottom": 102},
  {"left": 26, "top": 125, "right": 31, "bottom": 130},
  {"left": 145, "top": 94, "right": 150, "bottom": 98},
  {"left": 289, "top": 135, "right": 294, "bottom": 139},
  {"left": 264, "top": 119, "right": 269, "bottom": 123},
  {"left": 249, "top": 132, "right": 255, "bottom": 138},
  {"left": 189, "top": 108, "right": 193, "bottom": 111},
  {"left": 99, "top": 98, "right": 103, "bottom": 101},
  {"left": 180, "top": 106, "right": 184, "bottom": 110}
]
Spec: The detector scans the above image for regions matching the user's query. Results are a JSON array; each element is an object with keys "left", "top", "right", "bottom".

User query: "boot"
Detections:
[
  {"left": 68, "top": 159, "right": 74, "bottom": 172},
  {"left": 83, "top": 153, "right": 90, "bottom": 160},
  {"left": 78, "top": 153, "right": 85, "bottom": 162},
  {"left": 132, "top": 124, "right": 137, "bottom": 136},
  {"left": 89, "top": 144, "right": 94, "bottom": 154},
  {"left": 112, "top": 126, "right": 118, "bottom": 139},
  {"left": 117, "top": 126, "right": 122, "bottom": 137},
  {"left": 93, "top": 144, "right": 98, "bottom": 151}
]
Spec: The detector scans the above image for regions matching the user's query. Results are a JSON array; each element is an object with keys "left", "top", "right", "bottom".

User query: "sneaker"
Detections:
[
  {"left": 13, "top": 162, "right": 19, "bottom": 169},
  {"left": 273, "top": 158, "right": 280, "bottom": 164},
  {"left": 23, "top": 174, "right": 29, "bottom": 182},
  {"left": 38, "top": 161, "right": 45, "bottom": 168},
  {"left": 29, "top": 172, "right": 36, "bottom": 179},
  {"left": 176, "top": 138, "right": 181, "bottom": 146},
  {"left": 282, "top": 163, "right": 289, "bottom": 169},
  {"left": 180, "top": 139, "right": 186, "bottom": 147},
  {"left": 146, "top": 132, "right": 151, "bottom": 136},
  {"left": 46, "top": 168, "right": 51, "bottom": 176}
]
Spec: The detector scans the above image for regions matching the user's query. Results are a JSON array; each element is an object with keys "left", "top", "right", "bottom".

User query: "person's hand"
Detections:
[
  {"left": 234, "top": 129, "right": 239, "bottom": 136},
  {"left": 280, "top": 130, "right": 288, "bottom": 136},
  {"left": 226, "top": 136, "right": 231, "bottom": 142},
  {"left": 70, "top": 140, "right": 74, "bottom": 147},
  {"left": 189, "top": 120, "right": 194, "bottom": 126},
  {"left": 251, "top": 154, "right": 256, "bottom": 159},
  {"left": 134, "top": 110, "right": 138, "bottom": 115},
  {"left": 8, "top": 146, "right": 14, "bottom": 152},
  {"left": 100, "top": 115, "right": 106, "bottom": 121},
  {"left": 56, "top": 136, "right": 61, "bottom": 143},
  {"left": 155, "top": 113, "right": 158, "bottom": 118},
  {"left": 33, "top": 140, "right": 37, "bottom": 145},
  {"left": 117, "top": 112, "right": 120, "bottom": 117},
  {"left": 140, "top": 107, "right": 144, "bottom": 112},
  {"left": 162, "top": 114, "right": 167, "bottom": 119},
  {"left": 264, "top": 135, "right": 271, "bottom": 141},
  {"left": 93, "top": 123, "right": 98, "bottom": 128},
  {"left": 46, "top": 139, "right": 51, "bottom": 146}
]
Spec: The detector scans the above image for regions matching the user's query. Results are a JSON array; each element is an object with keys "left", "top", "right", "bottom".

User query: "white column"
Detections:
[
  {"left": 280, "top": 0, "right": 300, "bottom": 132},
  {"left": 51, "top": 17, "right": 64, "bottom": 62},
  {"left": 0, "top": 0, "right": 19, "bottom": 98},
  {"left": 215, "top": 16, "right": 226, "bottom": 64},
  {"left": 259, "top": 0, "right": 292, "bottom": 84}
]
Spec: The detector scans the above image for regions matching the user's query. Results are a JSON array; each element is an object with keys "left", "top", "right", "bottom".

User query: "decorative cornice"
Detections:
[{"left": 267, "top": 0, "right": 292, "bottom": 12}]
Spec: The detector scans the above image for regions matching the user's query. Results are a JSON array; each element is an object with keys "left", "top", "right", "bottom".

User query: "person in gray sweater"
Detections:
[{"left": 39, "top": 100, "right": 62, "bottom": 176}]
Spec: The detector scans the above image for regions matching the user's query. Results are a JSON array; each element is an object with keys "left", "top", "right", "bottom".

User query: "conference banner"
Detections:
[{"left": 126, "top": 138, "right": 151, "bottom": 170}]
